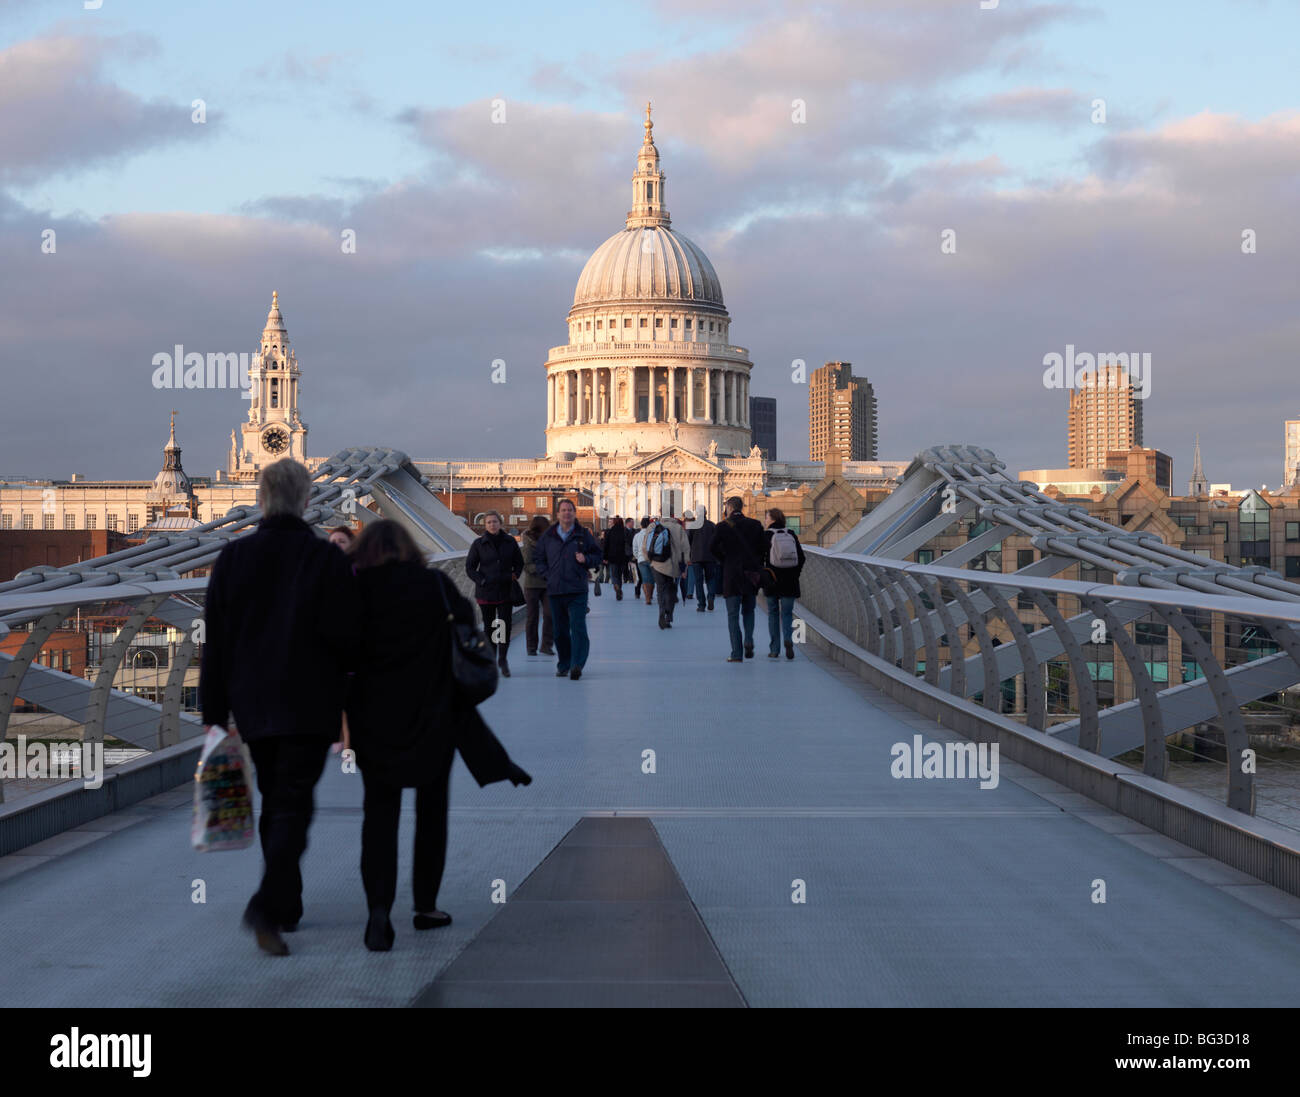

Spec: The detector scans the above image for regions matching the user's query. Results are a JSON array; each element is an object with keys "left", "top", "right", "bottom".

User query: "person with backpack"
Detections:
[
  {"left": 687, "top": 505, "right": 717, "bottom": 612},
  {"left": 465, "top": 510, "right": 524, "bottom": 678},
  {"left": 601, "top": 515, "right": 629, "bottom": 601},
  {"left": 710, "top": 496, "right": 766, "bottom": 662},
  {"left": 632, "top": 516, "right": 655, "bottom": 605},
  {"left": 762, "top": 508, "right": 806, "bottom": 660},
  {"left": 533, "top": 498, "right": 603, "bottom": 680},
  {"left": 648, "top": 512, "right": 689, "bottom": 629}
]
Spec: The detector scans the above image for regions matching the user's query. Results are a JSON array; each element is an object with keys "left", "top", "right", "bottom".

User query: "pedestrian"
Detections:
[
  {"left": 623, "top": 517, "right": 637, "bottom": 586},
  {"left": 763, "top": 508, "right": 806, "bottom": 660},
  {"left": 602, "top": 515, "right": 629, "bottom": 601},
  {"left": 688, "top": 505, "right": 717, "bottom": 612},
  {"left": 533, "top": 498, "right": 603, "bottom": 680},
  {"left": 328, "top": 525, "right": 354, "bottom": 551},
  {"left": 347, "top": 519, "right": 531, "bottom": 952},
  {"left": 710, "top": 496, "right": 766, "bottom": 662},
  {"left": 648, "top": 512, "right": 690, "bottom": 629},
  {"left": 519, "top": 515, "right": 555, "bottom": 657},
  {"left": 199, "top": 459, "right": 360, "bottom": 957},
  {"left": 465, "top": 510, "right": 524, "bottom": 678},
  {"left": 632, "top": 516, "right": 655, "bottom": 605}
]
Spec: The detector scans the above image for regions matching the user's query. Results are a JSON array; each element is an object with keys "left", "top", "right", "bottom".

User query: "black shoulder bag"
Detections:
[{"left": 433, "top": 569, "right": 498, "bottom": 706}]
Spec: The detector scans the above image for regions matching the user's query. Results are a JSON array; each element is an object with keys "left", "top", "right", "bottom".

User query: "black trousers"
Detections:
[
  {"left": 523, "top": 586, "right": 553, "bottom": 652},
  {"left": 654, "top": 571, "right": 679, "bottom": 622},
  {"left": 360, "top": 741, "right": 456, "bottom": 914},
  {"left": 245, "top": 734, "right": 331, "bottom": 928},
  {"left": 479, "top": 602, "right": 513, "bottom": 660}
]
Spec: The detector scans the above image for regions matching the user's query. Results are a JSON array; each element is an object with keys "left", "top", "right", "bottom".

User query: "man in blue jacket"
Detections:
[{"left": 533, "top": 498, "right": 603, "bottom": 680}]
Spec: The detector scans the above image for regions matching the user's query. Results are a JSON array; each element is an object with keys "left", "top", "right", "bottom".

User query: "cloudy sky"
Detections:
[{"left": 1, "top": 0, "right": 1297, "bottom": 488}]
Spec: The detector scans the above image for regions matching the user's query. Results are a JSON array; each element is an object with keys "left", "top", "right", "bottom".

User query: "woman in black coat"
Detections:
[
  {"left": 465, "top": 510, "right": 524, "bottom": 677},
  {"left": 346, "top": 520, "right": 530, "bottom": 951},
  {"left": 601, "top": 515, "right": 629, "bottom": 600}
]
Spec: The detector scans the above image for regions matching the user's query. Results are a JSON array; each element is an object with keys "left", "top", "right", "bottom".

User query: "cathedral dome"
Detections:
[{"left": 572, "top": 226, "right": 724, "bottom": 309}]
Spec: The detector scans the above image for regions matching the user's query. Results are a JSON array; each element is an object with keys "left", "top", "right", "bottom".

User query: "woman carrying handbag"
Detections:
[{"left": 345, "top": 520, "right": 530, "bottom": 952}]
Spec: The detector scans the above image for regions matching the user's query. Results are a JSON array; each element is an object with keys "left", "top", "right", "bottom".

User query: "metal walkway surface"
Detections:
[{"left": 1, "top": 584, "right": 1299, "bottom": 1007}]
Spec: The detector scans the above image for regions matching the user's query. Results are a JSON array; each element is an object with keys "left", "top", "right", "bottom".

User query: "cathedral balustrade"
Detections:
[{"left": 547, "top": 341, "right": 750, "bottom": 361}]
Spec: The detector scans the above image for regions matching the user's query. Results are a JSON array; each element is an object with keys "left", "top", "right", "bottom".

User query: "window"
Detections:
[
  {"left": 585, "top": 321, "right": 591, "bottom": 330},
  {"left": 536, "top": 496, "right": 548, "bottom": 508},
  {"left": 623, "top": 318, "right": 632, "bottom": 328},
  {"left": 21, "top": 514, "right": 33, "bottom": 529},
  {"left": 86, "top": 515, "right": 96, "bottom": 530},
  {"left": 64, "top": 514, "right": 75, "bottom": 529},
  {"left": 670, "top": 318, "right": 678, "bottom": 328},
  {"left": 1287, "top": 557, "right": 1300, "bottom": 579},
  {"left": 685, "top": 320, "right": 692, "bottom": 330},
  {"left": 640, "top": 318, "right": 647, "bottom": 327},
  {"left": 596, "top": 320, "right": 602, "bottom": 329},
  {"left": 655, "top": 318, "right": 663, "bottom": 327},
  {"left": 511, "top": 497, "right": 524, "bottom": 508},
  {"left": 128, "top": 514, "right": 139, "bottom": 533},
  {"left": 915, "top": 549, "right": 933, "bottom": 565},
  {"left": 62, "top": 652, "right": 72, "bottom": 673},
  {"left": 1, "top": 515, "right": 11, "bottom": 529},
  {"left": 43, "top": 514, "right": 55, "bottom": 529},
  {"left": 1016, "top": 549, "right": 1035, "bottom": 571},
  {"left": 107, "top": 514, "right": 118, "bottom": 531},
  {"left": 1287, "top": 522, "right": 1299, "bottom": 542}
]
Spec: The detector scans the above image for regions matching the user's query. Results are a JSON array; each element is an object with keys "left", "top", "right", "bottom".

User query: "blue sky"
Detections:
[{"left": 1, "top": 0, "right": 1298, "bottom": 484}]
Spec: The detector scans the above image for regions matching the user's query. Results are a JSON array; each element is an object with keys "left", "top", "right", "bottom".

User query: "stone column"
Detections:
[
  {"left": 648, "top": 366, "right": 657, "bottom": 423},
  {"left": 717, "top": 370, "right": 728, "bottom": 426},
  {"left": 686, "top": 367, "right": 695, "bottom": 420},
  {"left": 668, "top": 366, "right": 677, "bottom": 421},
  {"left": 547, "top": 373, "right": 554, "bottom": 428}
]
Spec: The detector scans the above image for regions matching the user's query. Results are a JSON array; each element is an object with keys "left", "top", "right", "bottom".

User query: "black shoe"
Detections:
[
  {"left": 616, "top": 589, "right": 623, "bottom": 601},
  {"left": 697, "top": 605, "right": 706, "bottom": 612},
  {"left": 281, "top": 920, "right": 299, "bottom": 933},
  {"left": 527, "top": 649, "right": 537, "bottom": 657},
  {"left": 594, "top": 583, "right": 602, "bottom": 596},
  {"left": 570, "top": 667, "right": 582, "bottom": 680},
  {"left": 768, "top": 652, "right": 779, "bottom": 658},
  {"left": 507, "top": 761, "right": 532, "bottom": 787},
  {"left": 658, "top": 618, "right": 667, "bottom": 629},
  {"left": 665, "top": 619, "right": 673, "bottom": 628},
  {"left": 707, "top": 596, "right": 715, "bottom": 610},
  {"left": 540, "top": 646, "right": 554, "bottom": 655},
  {"left": 365, "top": 909, "right": 394, "bottom": 952},
  {"left": 556, "top": 667, "right": 569, "bottom": 677},
  {"left": 499, "top": 660, "right": 511, "bottom": 678},
  {"left": 726, "top": 656, "right": 743, "bottom": 663},
  {"left": 744, "top": 645, "right": 754, "bottom": 659},
  {"left": 413, "top": 911, "right": 452, "bottom": 930},
  {"left": 243, "top": 908, "right": 290, "bottom": 956},
  {"left": 786, "top": 641, "right": 795, "bottom": 660}
]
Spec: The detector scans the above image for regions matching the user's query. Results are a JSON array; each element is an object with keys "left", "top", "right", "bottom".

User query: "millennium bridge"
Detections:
[{"left": 1, "top": 444, "right": 1298, "bottom": 1006}]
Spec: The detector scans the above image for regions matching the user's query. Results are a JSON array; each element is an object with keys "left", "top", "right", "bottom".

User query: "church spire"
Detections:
[
  {"left": 626, "top": 101, "right": 670, "bottom": 229},
  {"left": 1188, "top": 433, "right": 1209, "bottom": 496}
]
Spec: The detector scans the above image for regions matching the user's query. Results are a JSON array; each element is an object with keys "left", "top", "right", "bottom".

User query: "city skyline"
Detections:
[{"left": 2, "top": 0, "right": 1298, "bottom": 486}]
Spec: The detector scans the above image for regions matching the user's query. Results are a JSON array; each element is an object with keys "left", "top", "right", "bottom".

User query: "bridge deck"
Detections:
[{"left": 2, "top": 584, "right": 1299, "bottom": 1006}]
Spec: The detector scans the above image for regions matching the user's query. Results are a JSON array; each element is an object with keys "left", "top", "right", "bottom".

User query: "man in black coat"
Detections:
[
  {"left": 687, "top": 505, "right": 718, "bottom": 612},
  {"left": 710, "top": 496, "right": 766, "bottom": 662},
  {"left": 199, "top": 459, "right": 360, "bottom": 956}
]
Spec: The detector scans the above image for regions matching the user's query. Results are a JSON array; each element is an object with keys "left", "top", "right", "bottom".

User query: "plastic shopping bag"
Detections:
[{"left": 191, "top": 725, "right": 255, "bottom": 852}]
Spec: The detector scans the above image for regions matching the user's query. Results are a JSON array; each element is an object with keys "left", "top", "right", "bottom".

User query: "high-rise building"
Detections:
[
  {"left": 1284, "top": 418, "right": 1300, "bottom": 487},
  {"left": 750, "top": 396, "right": 777, "bottom": 459},
  {"left": 1066, "top": 364, "right": 1143, "bottom": 469},
  {"left": 809, "top": 362, "right": 876, "bottom": 461}
]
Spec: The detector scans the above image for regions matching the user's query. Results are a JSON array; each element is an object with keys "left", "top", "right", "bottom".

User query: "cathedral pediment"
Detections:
[{"left": 622, "top": 445, "right": 722, "bottom": 475}]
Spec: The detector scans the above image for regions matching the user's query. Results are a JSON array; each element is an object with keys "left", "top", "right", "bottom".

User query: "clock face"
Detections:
[{"left": 262, "top": 427, "right": 289, "bottom": 454}]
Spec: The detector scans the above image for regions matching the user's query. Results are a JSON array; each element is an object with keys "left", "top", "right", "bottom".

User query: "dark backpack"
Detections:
[{"left": 649, "top": 523, "right": 672, "bottom": 562}]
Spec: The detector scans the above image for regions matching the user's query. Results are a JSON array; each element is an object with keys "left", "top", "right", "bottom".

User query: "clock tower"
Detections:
[{"left": 229, "top": 291, "right": 309, "bottom": 480}]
